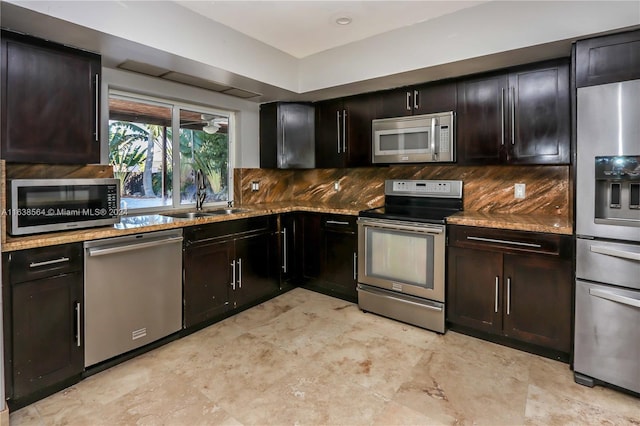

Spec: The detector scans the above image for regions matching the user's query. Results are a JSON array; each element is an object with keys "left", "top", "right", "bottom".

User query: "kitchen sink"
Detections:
[
  {"left": 161, "top": 208, "right": 249, "bottom": 219},
  {"left": 161, "top": 211, "right": 216, "bottom": 219},
  {"left": 206, "top": 208, "right": 249, "bottom": 215}
]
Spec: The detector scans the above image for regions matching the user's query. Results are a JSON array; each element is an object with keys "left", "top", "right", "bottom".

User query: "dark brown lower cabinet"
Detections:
[
  {"left": 302, "top": 213, "right": 358, "bottom": 302},
  {"left": 447, "top": 225, "right": 572, "bottom": 360},
  {"left": 183, "top": 216, "right": 280, "bottom": 329},
  {"left": 3, "top": 243, "right": 84, "bottom": 406}
]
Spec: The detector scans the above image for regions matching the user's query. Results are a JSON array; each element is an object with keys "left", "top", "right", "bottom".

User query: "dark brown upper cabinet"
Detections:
[
  {"left": 576, "top": 29, "right": 640, "bottom": 88},
  {"left": 457, "top": 59, "right": 570, "bottom": 165},
  {"left": 377, "top": 80, "right": 457, "bottom": 118},
  {"left": 315, "top": 93, "right": 376, "bottom": 168},
  {"left": 1, "top": 30, "right": 101, "bottom": 164},
  {"left": 260, "top": 102, "right": 315, "bottom": 169}
]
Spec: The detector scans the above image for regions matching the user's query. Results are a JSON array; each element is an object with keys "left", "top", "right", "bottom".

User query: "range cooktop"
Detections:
[{"left": 359, "top": 179, "right": 463, "bottom": 224}]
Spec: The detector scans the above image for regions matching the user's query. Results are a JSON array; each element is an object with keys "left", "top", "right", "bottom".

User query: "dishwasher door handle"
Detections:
[{"left": 87, "top": 236, "right": 183, "bottom": 257}]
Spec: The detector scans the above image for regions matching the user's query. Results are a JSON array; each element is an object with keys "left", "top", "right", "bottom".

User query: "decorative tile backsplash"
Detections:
[{"left": 235, "top": 165, "right": 571, "bottom": 216}]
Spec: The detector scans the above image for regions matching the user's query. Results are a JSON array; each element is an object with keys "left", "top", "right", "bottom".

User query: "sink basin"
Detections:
[
  {"left": 161, "top": 208, "right": 249, "bottom": 219},
  {"left": 161, "top": 211, "right": 215, "bottom": 219},
  {"left": 207, "top": 208, "right": 249, "bottom": 215}
]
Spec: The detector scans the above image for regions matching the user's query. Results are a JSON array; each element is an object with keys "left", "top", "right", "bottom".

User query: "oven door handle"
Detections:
[
  {"left": 590, "top": 245, "right": 640, "bottom": 262},
  {"left": 359, "top": 219, "right": 443, "bottom": 235},
  {"left": 589, "top": 288, "right": 640, "bottom": 308}
]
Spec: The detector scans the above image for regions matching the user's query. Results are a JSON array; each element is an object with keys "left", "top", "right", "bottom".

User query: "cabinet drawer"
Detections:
[
  {"left": 448, "top": 225, "right": 571, "bottom": 257},
  {"left": 320, "top": 214, "right": 357, "bottom": 232},
  {"left": 9, "top": 243, "right": 83, "bottom": 284}
]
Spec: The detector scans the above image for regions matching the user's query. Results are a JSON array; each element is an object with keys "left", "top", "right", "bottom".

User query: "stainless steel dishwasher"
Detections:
[{"left": 83, "top": 229, "right": 183, "bottom": 367}]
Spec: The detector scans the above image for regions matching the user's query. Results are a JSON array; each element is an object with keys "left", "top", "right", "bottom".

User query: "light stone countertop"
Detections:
[
  {"left": 3, "top": 202, "right": 573, "bottom": 252},
  {"left": 447, "top": 211, "right": 573, "bottom": 235},
  {"left": 2, "top": 202, "right": 367, "bottom": 252}
]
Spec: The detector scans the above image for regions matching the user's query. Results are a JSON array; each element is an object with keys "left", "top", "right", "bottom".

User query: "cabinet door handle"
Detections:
[
  {"left": 342, "top": 109, "right": 347, "bottom": 153},
  {"left": 500, "top": 87, "right": 505, "bottom": 146},
  {"left": 406, "top": 91, "right": 411, "bottom": 111},
  {"left": 230, "top": 260, "right": 236, "bottom": 290},
  {"left": 336, "top": 110, "right": 341, "bottom": 154},
  {"left": 511, "top": 87, "right": 516, "bottom": 145},
  {"left": 94, "top": 73, "right": 100, "bottom": 142},
  {"left": 466, "top": 236, "right": 542, "bottom": 248},
  {"left": 282, "top": 227, "right": 288, "bottom": 273},
  {"left": 75, "top": 302, "right": 81, "bottom": 347},
  {"left": 326, "top": 220, "right": 350, "bottom": 226},
  {"left": 238, "top": 258, "right": 242, "bottom": 289},
  {"left": 494, "top": 276, "right": 499, "bottom": 313},
  {"left": 280, "top": 115, "right": 286, "bottom": 167},
  {"left": 30, "top": 257, "right": 70, "bottom": 268},
  {"left": 353, "top": 252, "right": 357, "bottom": 281},
  {"left": 414, "top": 90, "right": 419, "bottom": 110},
  {"left": 507, "top": 277, "right": 511, "bottom": 315}
]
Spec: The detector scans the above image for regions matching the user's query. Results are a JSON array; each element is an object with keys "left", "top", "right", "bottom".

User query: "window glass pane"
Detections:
[
  {"left": 108, "top": 97, "right": 172, "bottom": 210},
  {"left": 179, "top": 109, "right": 229, "bottom": 205}
]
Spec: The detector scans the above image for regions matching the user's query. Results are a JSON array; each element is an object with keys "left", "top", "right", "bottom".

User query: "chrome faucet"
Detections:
[{"left": 195, "top": 169, "right": 206, "bottom": 211}]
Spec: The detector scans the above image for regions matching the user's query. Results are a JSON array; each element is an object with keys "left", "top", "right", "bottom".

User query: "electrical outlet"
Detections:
[
  {"left": 334, "top": 181, "right": 340, "bottom": 191},
  {"left": 251, "top": 181, "right": 260, "bottom": 192},
  {"left": 514, "top": 183, "right": 526, "bottom": 199}
]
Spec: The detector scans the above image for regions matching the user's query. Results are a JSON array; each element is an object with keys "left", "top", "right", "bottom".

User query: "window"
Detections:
[{"left": 108, "top": 92, "right": 233, "bottom": 212}]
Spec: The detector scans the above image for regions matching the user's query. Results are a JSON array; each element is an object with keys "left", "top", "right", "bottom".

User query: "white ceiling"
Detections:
[{"left": 175, "top": 1, "right": 488, "bottom": 58}]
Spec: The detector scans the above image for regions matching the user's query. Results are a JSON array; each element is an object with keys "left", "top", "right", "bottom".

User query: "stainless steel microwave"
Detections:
[
  {"left": 8, "top": 178, "right": 120, "bottom": 236},
  {"left": 372, "top": 111, "right": 454, "bottom": 164}
]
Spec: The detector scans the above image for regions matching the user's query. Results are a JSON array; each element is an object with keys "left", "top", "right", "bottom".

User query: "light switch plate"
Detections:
[
  {"left": 515, "top": 183, "right": 526, "bottom": 199},
  {"left": 334, "top": 181, "right": 340, "bottom": 191},
  {"left": 251, "top": 181, "right": 260, "bottom": 192}
]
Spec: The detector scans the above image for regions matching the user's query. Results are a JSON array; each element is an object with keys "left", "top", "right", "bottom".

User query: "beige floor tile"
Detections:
[
  {"left": 524, "top": 384, "right": 640, "bottom": 426},
  {"left": 8, "top": 288, "right": 640, "bottom": 426},
  {"left": 394, "top": 332, "right": 531, "bottom": 425}
]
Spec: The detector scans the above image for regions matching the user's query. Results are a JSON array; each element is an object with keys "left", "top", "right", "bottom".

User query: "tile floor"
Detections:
[{"left": 10, "top": 288, "right": 640, "bottom": 425}]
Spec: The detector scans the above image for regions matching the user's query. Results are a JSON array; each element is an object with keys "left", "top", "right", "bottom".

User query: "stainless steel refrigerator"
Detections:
[{"left": 574, "top": 79, "right": 640, "bottom": 394}]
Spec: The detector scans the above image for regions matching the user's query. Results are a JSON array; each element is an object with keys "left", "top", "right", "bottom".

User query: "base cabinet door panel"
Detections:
[
  {"left": 503, "top": 254, "right": 572, "bottom": 353},
  {"left": 183, "top": 240, "right": 233, "bottom": 328},
  {"left": 233, "top": 232, "right": 279, "bottom": 310},
  {"left": 447, "top": 247, "right": 502, "bottom": 334},
  {"left": 12, "top": 273, "right": 83, "bottom": 399}
]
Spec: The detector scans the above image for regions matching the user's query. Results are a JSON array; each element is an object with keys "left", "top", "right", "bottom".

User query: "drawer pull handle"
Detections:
[
  {"left": 29, "top": 257, "right": 70, "bottom": 268},
  {"left": 466, "top": 236, "right": 542, "bottom": 248},
  {"left": 326, "top": 220, "right": 350, "bottom": 226}
]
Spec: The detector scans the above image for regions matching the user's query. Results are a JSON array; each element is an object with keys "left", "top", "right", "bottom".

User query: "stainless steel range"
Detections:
[
  {"left": 357, "top": 179, "right": 463, "bottom": 333},
  {"left": 574, "top": 79, "right": 640, "bottom": 394}
]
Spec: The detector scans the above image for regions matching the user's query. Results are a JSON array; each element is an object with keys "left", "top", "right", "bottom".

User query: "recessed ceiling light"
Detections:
[{"left": 335, "top": 16, "right": 352, "bottom": 25}]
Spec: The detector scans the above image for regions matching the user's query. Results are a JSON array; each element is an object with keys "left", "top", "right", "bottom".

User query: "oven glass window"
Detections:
[{"left": 365, "top": 227, "right": 434, "bottom": 288}]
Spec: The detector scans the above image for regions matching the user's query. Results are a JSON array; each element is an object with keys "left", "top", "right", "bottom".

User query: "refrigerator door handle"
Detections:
[
  {"left": 590, "top": 288, "right": 640, "bottom": 308},
  {"left": 590, "top": 245, "right": 640, "bottom": 262}
]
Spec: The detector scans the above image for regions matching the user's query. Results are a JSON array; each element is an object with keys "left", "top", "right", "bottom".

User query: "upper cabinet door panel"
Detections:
[
  {"left": 1, "top": 32, "right": 100, "bottom": 164},
  {"left": 576, "top": 29, "right": 640, "bottom": 88},
  {"left": 456, "top": 74, "right": 508, "bottom": 165},
  {"left": 413, "top": 81, "right": 457, "bottom": 115},
  {"left": 508, "top": 62, "right": 570, "bottom": 164}
]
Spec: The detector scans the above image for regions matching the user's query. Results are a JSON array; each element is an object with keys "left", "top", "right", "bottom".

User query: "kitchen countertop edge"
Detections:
[{"left": 3, "top": 203, "right": 574, "bottom": 252}]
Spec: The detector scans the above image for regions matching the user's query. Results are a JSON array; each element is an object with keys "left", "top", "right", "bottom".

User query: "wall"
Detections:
[{"left": 235, "top": 165, "right": 571, "bottom": 217}]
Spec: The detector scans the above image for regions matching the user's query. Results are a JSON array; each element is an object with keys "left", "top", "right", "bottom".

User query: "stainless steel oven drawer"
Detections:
[
  {"left": 357, "top": 284, "right": 445, "bottom": 333},
  {"left": 576, "top": 238, "right": 640, "bottom": 290}
]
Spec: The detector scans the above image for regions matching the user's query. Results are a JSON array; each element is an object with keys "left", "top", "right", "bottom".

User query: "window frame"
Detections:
[{"left": 108, "top": 89, "right": 235, "bottom": 215}]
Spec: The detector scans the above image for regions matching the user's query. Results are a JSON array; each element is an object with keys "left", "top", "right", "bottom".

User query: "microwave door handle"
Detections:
[{"left": 431, "top": 118, "right": 437, "bottom": 161}]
